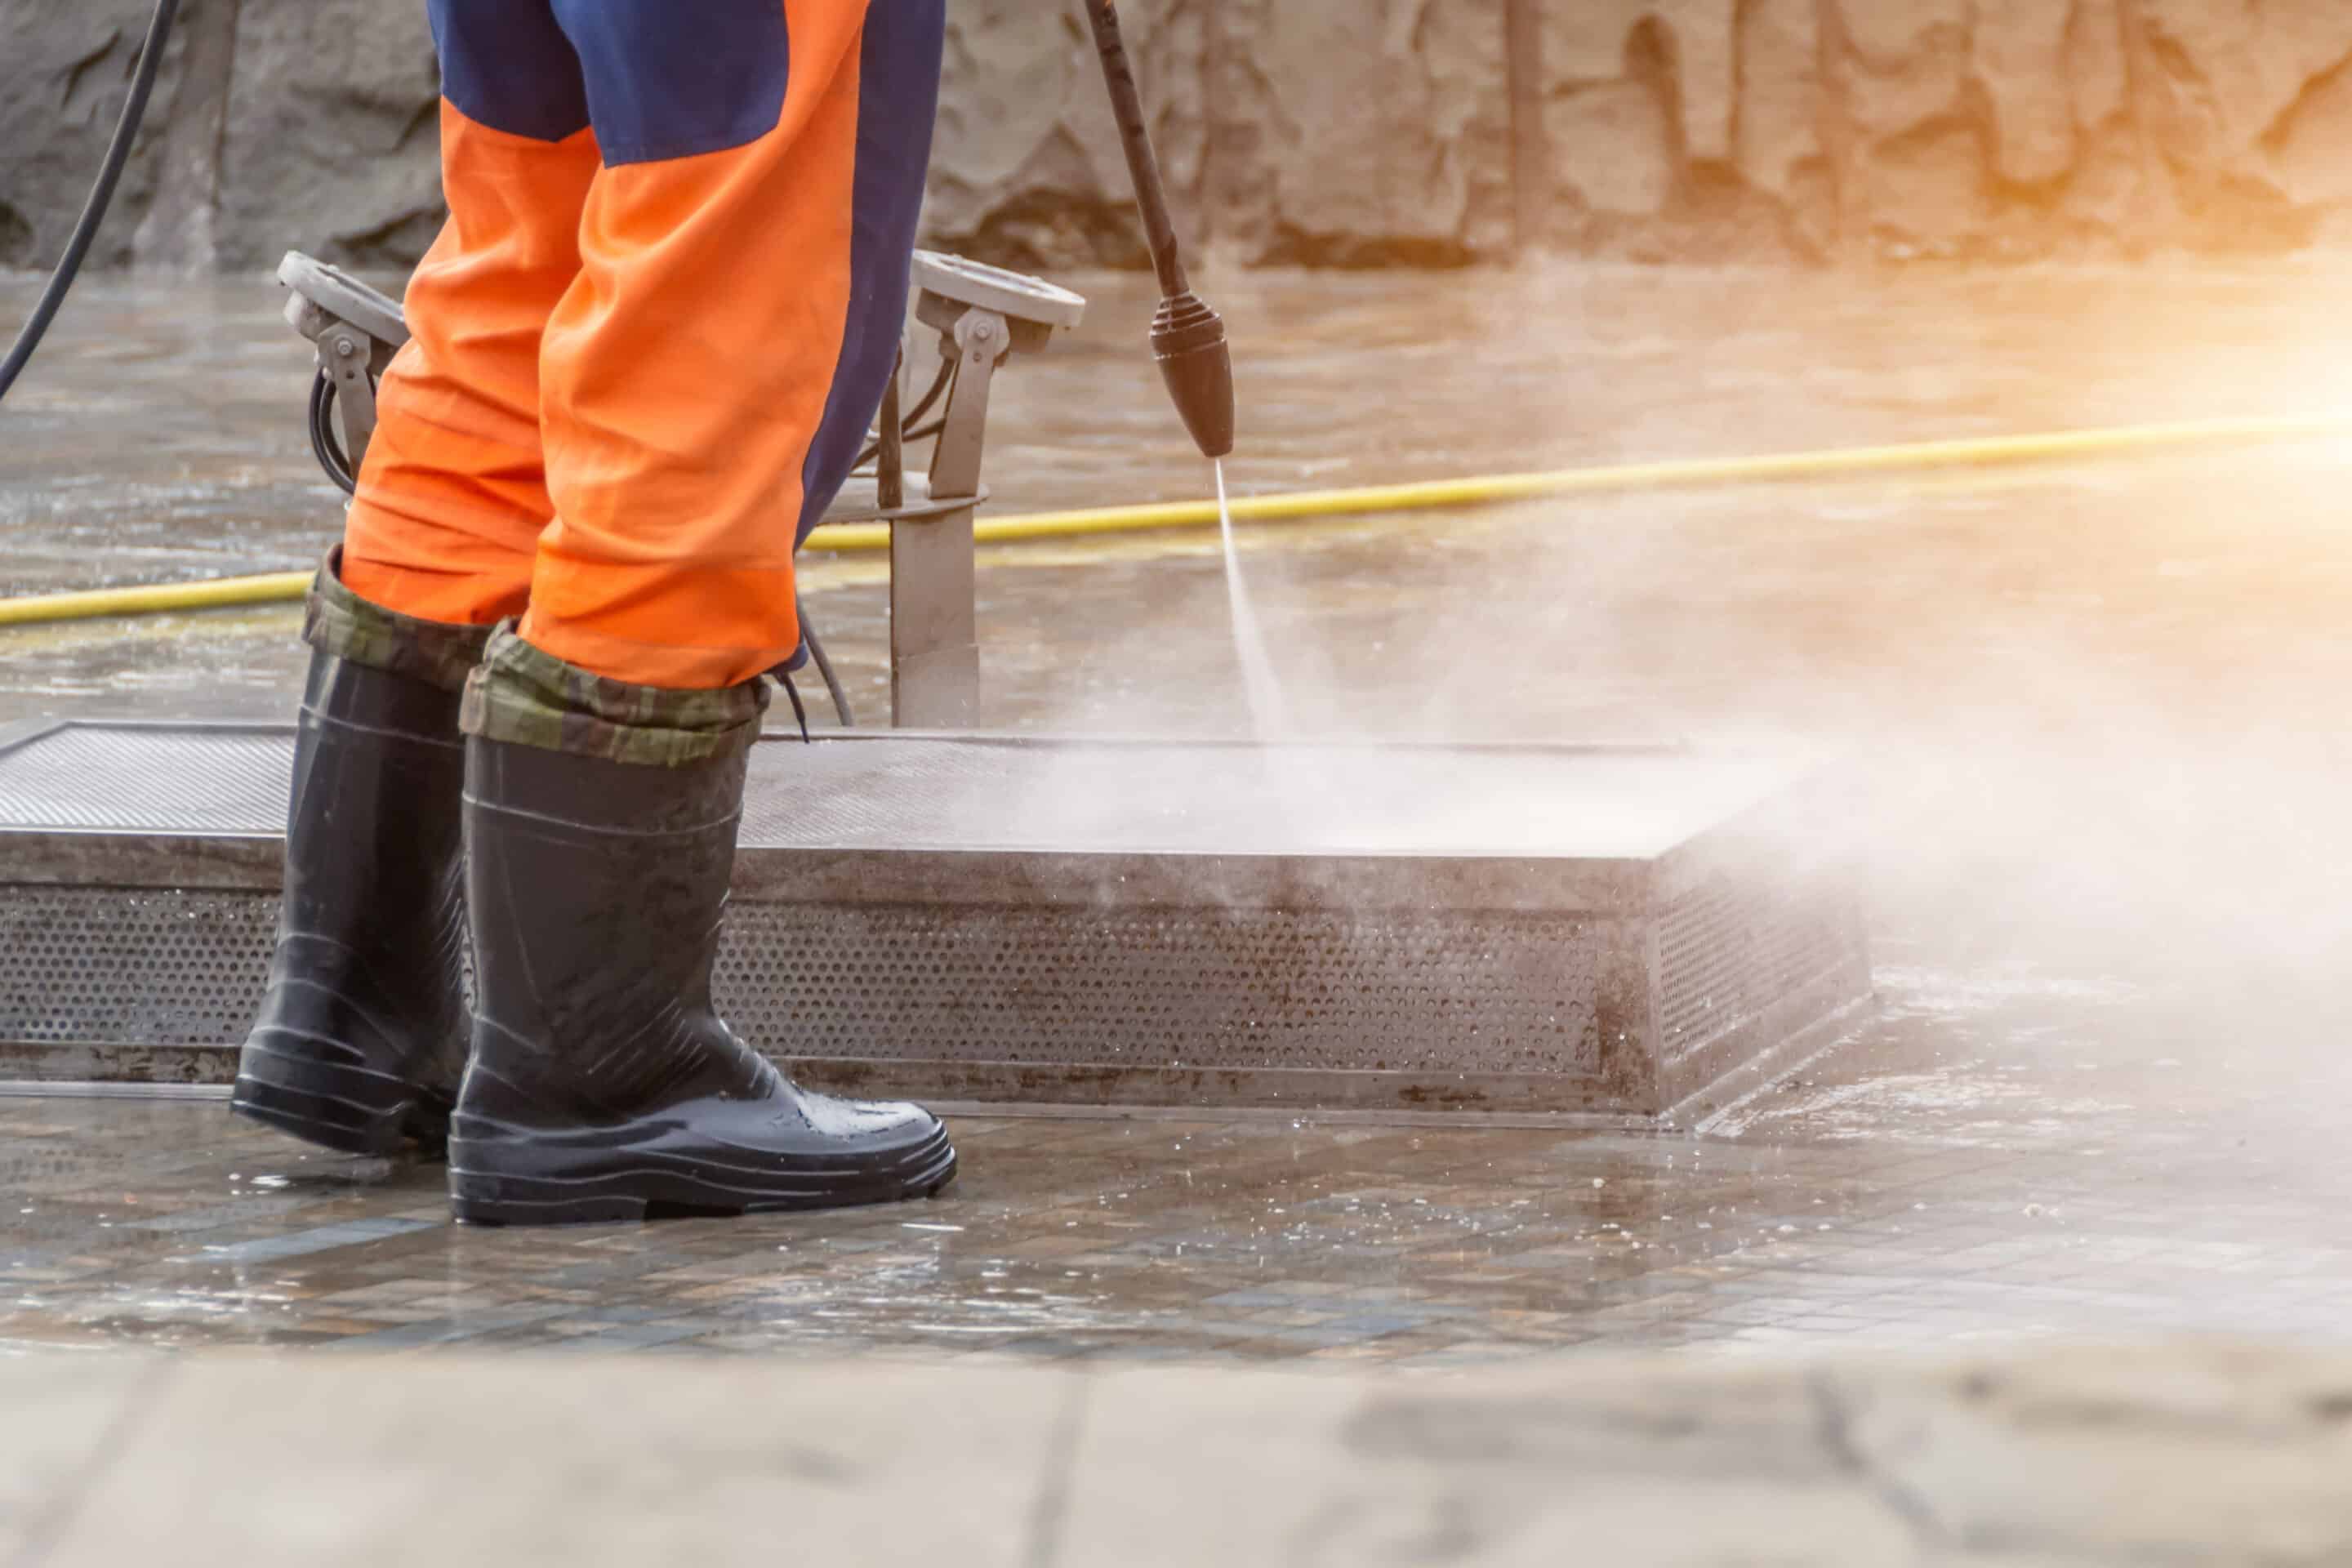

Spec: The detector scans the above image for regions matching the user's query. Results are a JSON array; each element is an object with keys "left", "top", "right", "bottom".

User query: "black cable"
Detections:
[
  {"left": 309, "top": 372, "right": 359, "bottom": 494},
  {"left": 795, "top": 595, "right": 854, "bottom": 728},
  {"left": 854, "top": 354, "right": 956, "bottom": 471},
  {"left": 777, "top": 673, "right": 812, "bottom": 743},
  {"left": 904, "top": 352, "right": 956, "bottom": 427},
  {"left": 0, "top": 0, "right": 181, "bottom": 406}
]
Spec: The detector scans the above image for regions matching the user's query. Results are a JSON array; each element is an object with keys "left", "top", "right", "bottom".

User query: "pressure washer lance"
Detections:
[{"left": 1085, "top": 0, "right": 1236, "bottom": 460}]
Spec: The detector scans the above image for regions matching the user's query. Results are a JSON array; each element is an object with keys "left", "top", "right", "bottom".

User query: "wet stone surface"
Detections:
[{"left": 7, "top": 982, "right": 2352, "bottom": 1362}]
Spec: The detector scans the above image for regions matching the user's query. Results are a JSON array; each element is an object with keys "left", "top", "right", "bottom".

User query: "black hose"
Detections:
[
  {"left": 0, "top": 0, "right": 181, "bottom": 407},
  {"left": 795, "top": 595, "right": 854, "bottom": 728},
  {"left": 309, "top": 372, "right": 359, "bottom": 494},
  {"left": 903, "top": 352, "right": 956, "bottom": 428},
  {"left": 854, "top": 354, "right": 956, "bottom": 471}
]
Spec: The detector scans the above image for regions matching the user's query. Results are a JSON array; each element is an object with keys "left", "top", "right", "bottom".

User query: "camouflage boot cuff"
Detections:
[
  {"left": 460, "top": 627, "right": 769, "bottom": 767},
  {"left": 303, "top": 548, "right": 493, "bottom": 693}
]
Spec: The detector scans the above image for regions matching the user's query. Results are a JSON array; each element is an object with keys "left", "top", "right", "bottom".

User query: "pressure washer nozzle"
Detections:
[{"left": 1152, "top": 290, "right": 1236, "bottom": 461}]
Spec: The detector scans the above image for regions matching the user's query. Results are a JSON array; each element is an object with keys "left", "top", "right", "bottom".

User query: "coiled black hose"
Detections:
[
  {"left": 309, "top": 372, "right": 359, "bottom": 495},
  {"left": 0, "top": 0, "right": 181, "bottom": 407}
]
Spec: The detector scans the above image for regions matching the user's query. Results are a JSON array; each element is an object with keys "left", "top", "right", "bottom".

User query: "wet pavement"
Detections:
[
  {"left": 6, "top": 262, "right": 2352, "bottom": 1359},
  {"left": 6, "top": 986, "right": 2352, "bottom": 1361}
]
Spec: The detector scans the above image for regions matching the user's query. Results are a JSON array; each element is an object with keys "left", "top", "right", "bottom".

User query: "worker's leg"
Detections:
[
  {"left": 507, "top": 0, "right": 948, "bottom": 689},
  {"left": 338, "top": 0, "right": 601, "bottom": 626},
  {"left": 447, "top": 0, "right": 957, "bottom": 1225},
  {"left": 234, "top": 1, "right": 597, "bottom": 1160}
]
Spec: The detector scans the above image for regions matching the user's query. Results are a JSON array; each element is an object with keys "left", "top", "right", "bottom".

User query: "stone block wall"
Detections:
[{"left": 10, "top": 0, "right": 2352, "bottom": 273}]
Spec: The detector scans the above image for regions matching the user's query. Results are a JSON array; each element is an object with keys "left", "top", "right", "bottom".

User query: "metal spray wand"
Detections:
[{"left": 1085, "top": 0, "right": 1236, "bottom": 459}]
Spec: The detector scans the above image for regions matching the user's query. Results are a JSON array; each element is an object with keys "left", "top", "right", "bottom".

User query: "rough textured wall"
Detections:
[
  {"left": 1197, "top": 0, "right": 1508, "bottom": 265},
  {"left": 213, "top": 0, "right": 444, "bottom": 271},
  {"left": 12, "top": 0, "right": 2352, "bottom": 273},
  {"left": 2, "top": 0, "right": 194, "bottom": 270},
  {"left": 923, "top": 0, "right": 1208, "bottom": 269}
]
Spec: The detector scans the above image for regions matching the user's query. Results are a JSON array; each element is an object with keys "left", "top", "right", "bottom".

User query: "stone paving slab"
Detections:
[
  {"left": 33, "top": 1357, "right": 1075, "bottom": 1568},
  {"left": 1828, "top": 1350, "right": 2352, "bottom": 1563},
  {"left": 7, "top": 1343, "right": 2350, "bottom": 1566},
  {"left": 1058, "top": 1352, "right": 1923, "bottom": 1564},
  {"left": 0, "top": 1356, "right": 158, "bottom": 1564}
]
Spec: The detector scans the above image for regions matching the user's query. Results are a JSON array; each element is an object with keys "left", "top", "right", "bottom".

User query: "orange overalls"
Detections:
[{"left": 342, "top": 0, "right": 945, "bottom": 689}]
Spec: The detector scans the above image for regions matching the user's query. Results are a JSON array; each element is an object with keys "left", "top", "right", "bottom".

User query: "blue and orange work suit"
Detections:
[{"left": 344, "top": 0, "right": 945, "bottom": 689}]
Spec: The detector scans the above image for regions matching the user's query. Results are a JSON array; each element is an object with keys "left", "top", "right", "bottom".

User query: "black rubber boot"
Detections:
[
  {"left": 447, "top": 730, "right": 956, "bottom": 1226},
  {"left": 230, "top": 648, "right": 472, "bottom": 1156}
]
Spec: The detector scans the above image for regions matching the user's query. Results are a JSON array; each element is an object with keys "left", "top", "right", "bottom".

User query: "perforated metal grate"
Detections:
[
  {"left": 0, "top": 729, "right": 287, "bottom": 834},
  {"left": 0, "top": 889, "right": 1606, "bottom": 1082},
  {"left": 710, "top": 905, "right": 1606, "bottom": 1076},
  {"left": 1, "top": 889, "right": 277, "bottom": 1045},
  {"left": 1655, "top": 874, "right": 1858, "bottom": 1062}
]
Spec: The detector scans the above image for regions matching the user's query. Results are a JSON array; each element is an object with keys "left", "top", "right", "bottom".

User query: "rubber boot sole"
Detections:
[
  {"left": 448, "top": 1122, "right": 957, "bottom": 1226},
  {"left": 230, "top": 1045, "right": 452, "bottom": 1159}
]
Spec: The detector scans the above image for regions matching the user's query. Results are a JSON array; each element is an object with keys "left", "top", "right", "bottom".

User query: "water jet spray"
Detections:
[{"left": 1085, "top": 0, "right": 1236, "bottom": 460}]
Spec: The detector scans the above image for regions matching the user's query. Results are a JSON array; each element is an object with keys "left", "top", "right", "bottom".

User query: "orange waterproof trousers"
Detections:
[{"left": 342, "top": 0, "right": 945, "bottom": 688}]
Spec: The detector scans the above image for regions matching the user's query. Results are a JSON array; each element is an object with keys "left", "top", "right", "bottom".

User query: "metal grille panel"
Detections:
[
  {"left": 0, "top": 889, "right": 1604, "bottom": 1081},
  {"left": 713, "top": 905, "right": 1605, "bottom": 1076},
  {"left": 0, "top": 729, "right": 287, "bottom": 834},
  {"left": 2, "top": 888, "right": 277, "bottom": 1045},
  {"left": 1655, "top": 874, "right": 1857, "bottom": 1062}
]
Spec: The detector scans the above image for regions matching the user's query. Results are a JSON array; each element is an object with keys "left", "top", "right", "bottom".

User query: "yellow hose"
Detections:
[
  {"left": 0, "top": 570, "right": 314, "bottom": 626},
  {"left": 4, "top": 410, "right": 2345, "bottom": 629}
]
